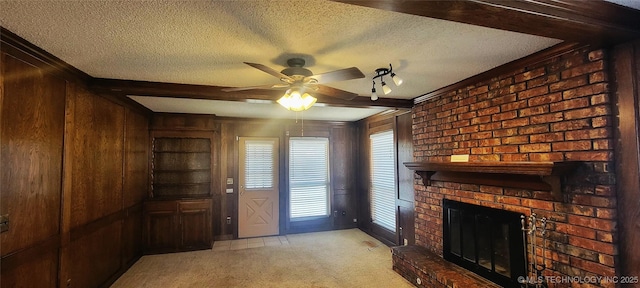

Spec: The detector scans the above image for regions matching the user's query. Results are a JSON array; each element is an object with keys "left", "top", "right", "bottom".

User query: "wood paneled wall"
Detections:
[
  {"left": 150, "top": 114, "right": 357, "bottom": 240},
  {"left": 122, "top": 109, "right": 149, "bottom": 266},
  {"left": 66, "top": 84, "right": 125, "bottom": 229},
  {"left": 216, "top": 118, "right": 358, "bottom": 239},
  {"left": 1, "top": 42, "right": 67, "bottom": 288},
  {"left": 355, "top": 110, "right": 414, "bottom": 246},
  {"left": 1, "top": 30, "right": 150, "bottom": 287},
  {"left": 611, "top": 39, "right": 640, "bottom": 280}
]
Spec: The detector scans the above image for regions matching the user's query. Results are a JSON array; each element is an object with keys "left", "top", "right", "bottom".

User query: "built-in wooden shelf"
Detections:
[{"left": 404, "top": 161, "right": 580, "bottom": 201}]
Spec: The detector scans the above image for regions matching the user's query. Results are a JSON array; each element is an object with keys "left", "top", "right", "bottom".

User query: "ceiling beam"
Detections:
[
  {"left": 90, "top": 78, "right": 413, "bottom": 109},
  {"left": 330, "top": 0, "right": 640, "bottom": 45}
]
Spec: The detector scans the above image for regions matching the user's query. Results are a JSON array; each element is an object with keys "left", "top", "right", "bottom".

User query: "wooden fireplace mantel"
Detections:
[{"left": 403, "top": 161, "right": 580, "bottom": 201}]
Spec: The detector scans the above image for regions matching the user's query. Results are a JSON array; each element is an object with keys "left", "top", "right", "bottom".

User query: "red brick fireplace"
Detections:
[{"left": 404, "top": 45, "right": 619, "bottom": 287}]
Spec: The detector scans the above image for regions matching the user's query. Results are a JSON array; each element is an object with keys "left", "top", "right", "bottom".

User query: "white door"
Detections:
[{"left": 238, "top": 137, "right": 279, "bottom": 238}]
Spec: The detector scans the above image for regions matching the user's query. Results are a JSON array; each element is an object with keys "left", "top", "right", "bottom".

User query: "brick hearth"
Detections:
[
  {"left": 392, "top": 245, "right": 500, "bottom": 288},
  {"left": 408, "top": 46, "right": 618, "bottom": 287}
]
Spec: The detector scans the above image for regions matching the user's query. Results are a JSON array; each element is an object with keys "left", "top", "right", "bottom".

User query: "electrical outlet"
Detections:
[
  {"left": 353, "top": 218, "right": 357, "bottom": 223},
  {"left": 226, "top": 216, "right": 231, "bottom": 224},
  {"left": 404, "top": 238, "right": 408, "bottom": 246}
]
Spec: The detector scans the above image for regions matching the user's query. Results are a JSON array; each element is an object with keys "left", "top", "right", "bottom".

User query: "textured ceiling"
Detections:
[{"left": 0, "top": 0, "right": 563, "bottom": 120}]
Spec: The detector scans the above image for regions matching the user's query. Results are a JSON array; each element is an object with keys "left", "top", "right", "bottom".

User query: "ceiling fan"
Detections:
[{"left": 222, "top": 58, "right": 365, "bottom": 103}]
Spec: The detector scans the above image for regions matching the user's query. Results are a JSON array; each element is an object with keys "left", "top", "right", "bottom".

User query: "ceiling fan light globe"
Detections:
[
  {"left": 290, "top": 90, "right": 302, "bottom": 99},
  {"left": 277, "top": 94, "right": 294, "bottom": 110},
  {"left": 301, "top": 93, "right": 317, "bottom": 108}
]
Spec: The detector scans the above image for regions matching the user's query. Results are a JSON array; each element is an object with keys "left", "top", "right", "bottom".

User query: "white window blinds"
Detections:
[
  {"left": 289, "top": 137, "right": 330, "bottom": 219},
  {"left": 370, "top": 130, "right": 396, "bottom": 231},
  {"left": 244, "top": 140, "right": 275, "bottom": 189}
]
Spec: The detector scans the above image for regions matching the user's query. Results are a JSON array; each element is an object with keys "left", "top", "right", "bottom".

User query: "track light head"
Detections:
[
  {"left": 381, "top": 81, "right": 392, "bottom": 94},
  {"left": 391, "top": 72, "right": 403, "bottom": 86}
]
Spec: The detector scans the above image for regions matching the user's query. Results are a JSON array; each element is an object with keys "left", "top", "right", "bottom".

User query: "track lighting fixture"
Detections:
[{"left": 371, "top": 64, "right": 403, "bottom": 101}]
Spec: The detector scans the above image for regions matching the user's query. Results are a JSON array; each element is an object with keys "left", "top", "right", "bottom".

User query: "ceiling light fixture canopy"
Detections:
[
  {"left": 371, "top": 64, "right": 403, "bottom": 100},
  {"left": 277, "top": 87, "right": 317, "bottom": 111}
]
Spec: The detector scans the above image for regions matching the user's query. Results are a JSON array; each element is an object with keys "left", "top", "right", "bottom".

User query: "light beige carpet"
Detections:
[{"left": 111, "top": 229, "right": 413, "bottom": 288}]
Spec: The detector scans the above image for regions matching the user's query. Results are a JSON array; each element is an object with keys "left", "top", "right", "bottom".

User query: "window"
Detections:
[
  {"left": 244, "top": 140, "right": 275, "bottom": 189},
  {"left": 289, "top": 137, "right": 330, "bottom": 219},
  {"left": 370, "top": 130, "right": 396, "bottom": 231}
]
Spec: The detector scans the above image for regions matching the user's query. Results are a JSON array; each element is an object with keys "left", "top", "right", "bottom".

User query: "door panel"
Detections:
[{"left": 238, "top": 138, "right": 279, "bottom": 238}]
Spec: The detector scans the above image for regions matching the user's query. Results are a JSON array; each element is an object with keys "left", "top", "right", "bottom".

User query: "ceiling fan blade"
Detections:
[
  {"left": 244, "top": 62, "right": 294, "bottom": 82},
  {"left": 314, "top": 85, "right": 359, "bottom": 100},
  {"left": 221, "top": 83, "right": 289, "bottom": 92},
  {"left": 306, "top": 67, "right": 365, "bottom": 84}
]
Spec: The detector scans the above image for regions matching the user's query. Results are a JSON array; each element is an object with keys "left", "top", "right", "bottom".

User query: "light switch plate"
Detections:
[
  {"left": 225, "top": 188, "right": 233, "bottom": 194},
  {"left": 226, "top": 178, "right": 234, "bottom": 185}
]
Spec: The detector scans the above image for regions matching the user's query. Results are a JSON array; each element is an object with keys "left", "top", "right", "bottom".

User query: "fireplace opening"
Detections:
[{"left": 443, "top": 199, "right": 526, "bottom": 287}]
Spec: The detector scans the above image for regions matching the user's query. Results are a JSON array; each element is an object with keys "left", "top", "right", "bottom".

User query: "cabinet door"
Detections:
[
  {"left": 145, "top": 211, "right": 176, "bottom": 252},
  {"left": 144, "top": 201, "right": 178, "bottom": 253},
  {"left": 179, "top": 201, "right": 211, "bottom": 250}
]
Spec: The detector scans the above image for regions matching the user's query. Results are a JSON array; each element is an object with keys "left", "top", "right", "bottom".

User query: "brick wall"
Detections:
[{"left": 412, "top": 47, "right": 619, "bottom": 287}]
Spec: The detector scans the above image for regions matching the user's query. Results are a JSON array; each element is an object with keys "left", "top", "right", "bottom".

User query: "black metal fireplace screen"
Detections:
[{"left": 443, "top": 199, "right": 526, "bottom": 287}]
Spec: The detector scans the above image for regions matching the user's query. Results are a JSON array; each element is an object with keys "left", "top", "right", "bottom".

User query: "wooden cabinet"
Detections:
[
  {"left": 145, "top": 127, "right": 215, "bottom": 253},
  {"left": 146, "top": 116, "right": 217, "bottom": 254},
  {"left": 144, "top": 199, "right": 212, "bottom": 253}
]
